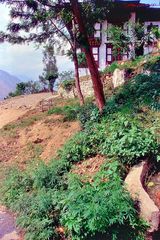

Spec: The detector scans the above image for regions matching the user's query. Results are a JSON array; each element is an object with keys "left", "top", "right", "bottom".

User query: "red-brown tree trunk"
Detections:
[
  {"left": 70, "top": 0, "right": 105, "bottom": 111},
  {"left": 73, "top": 51, "right": 84, "bottom": 105},
  {"left": 65, "top": 22, "right": 84, "bottom": 106}
]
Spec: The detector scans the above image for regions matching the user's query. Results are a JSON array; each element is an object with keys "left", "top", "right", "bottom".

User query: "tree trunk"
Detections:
[
  {"left": 65, "top": 21, "right": 84, "bottom": 106},
  {"left": 73, "top": 51, "right": 84, "bottom": 105},
  {"left": 70, "top": 0, "right": 105, "bottom": 111}
]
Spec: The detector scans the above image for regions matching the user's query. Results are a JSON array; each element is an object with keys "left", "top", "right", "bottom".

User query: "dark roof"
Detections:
[
  {"left": 106, "top": 1, "right": 160, "bottom": 23},
  {"left": 137, "top": 8, "right": 160, "bottom": 22}
]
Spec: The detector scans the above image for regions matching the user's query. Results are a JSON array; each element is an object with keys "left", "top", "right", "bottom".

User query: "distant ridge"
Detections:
[{"left": 0, "top": 70, "right": 21, "bottom": 99}]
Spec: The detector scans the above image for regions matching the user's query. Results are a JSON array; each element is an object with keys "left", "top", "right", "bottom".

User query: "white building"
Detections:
[{"left": 80, "top": 0, "right": 160, "bottom": 71}]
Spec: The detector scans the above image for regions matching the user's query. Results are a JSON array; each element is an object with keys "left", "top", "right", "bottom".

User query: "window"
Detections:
[
  {"left": 106, "top": 44, "right": 129, "bottom": 64},
  {"left": 94, "top": 23, "right": 101, "bottom": 38},
  {"left": 92, "top": 47, "right": 99, "bottom": 66},
  {"left": 106, "top": 44, "right": 114, "bottom": 64}
]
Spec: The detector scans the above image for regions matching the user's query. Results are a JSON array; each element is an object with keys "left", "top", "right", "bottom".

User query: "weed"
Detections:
[
  {"left": 59, "top": 161, "right": 147, "bottom": 240},
  {"left": 1, "top": 64, "right": 160, "bottom": 240},
  {"left": 48, "top": 104, "right": 80, "bottom": 121}
]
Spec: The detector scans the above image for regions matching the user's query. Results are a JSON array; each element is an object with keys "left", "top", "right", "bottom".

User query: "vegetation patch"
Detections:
[{"left": 1, "top": 65, "right": 160, "bottom": 239}]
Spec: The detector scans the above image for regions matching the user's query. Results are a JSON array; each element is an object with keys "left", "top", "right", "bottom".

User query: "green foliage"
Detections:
[
  {"left": 59, "top": 71, "right": 74, "bottom": 82},
  {"left": 103, "top": 73, "right": 160, "bottom": 113},
  {"left": 144, "top": 56, "right": 160, "bottom": 73},
  {"left": 102, "top": 56, "right": 144, "bottom": 75},
  {"left": 7, "top": 81, "right": 41, "bottom": 98},
  {"left": 16, "top": 190, "right": 59, "bottom": 240},
  {"left": 102, "top": 61, "right": 119, "bottom": 74},
  {"left": 58, "top": 70, "right": 75, "bottom": 91},
  {"left": 0, "top": 162, "right": 64, "bottom": 240},
  {"left": 77, "top": 102, "right": 101, "bottom": 128},
  {"left": 61, "top": 79, "right": 75, "bottom": 91},
  {"left": 59, "top": 161, "right": 147, "bottom": 240},
  {"left": 1, "top": 62, "right": 160, "bottom": 240},
  {"left": 48, "top": 104, "right": 80, "bottom": 121},
  {"left": 77, "top": 52, "right": 87, "bottom": 67},
  {"left": 48, "top": 101, "right": 101, "bottom": 125},
  {"left": 58, "top": 126, "right": 104, "bottom": 164},
  {"left": 107, "top": 25, "right": 130, "bottom": 57},
  {"left": 106, "top": 22, "right": 159, "bottom": 61},
  {"left": 101, "top": 116, "right": 159, "bottom": 165},
  {"left": 0, "top": 127, "right": 105, "bottom": 239},
  {"left": 1, "top": 112, "right": 159, "bottom": 239},
  {"left": 39, "top": 43, "right": 58, "bottom": 93}
]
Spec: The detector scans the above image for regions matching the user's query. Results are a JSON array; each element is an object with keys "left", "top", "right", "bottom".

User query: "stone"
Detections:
[
  {"left": 112, "top": 68, "right": 125, "bottom": 88},
  {"left": 58, "top": 78, "right": 94, "bottom": 99},
  {"left": 33, "top": 138, "right": 43, "bottom": 144},
  {"left": 125, "top": 161, "right": 160, "bottom": 233}
]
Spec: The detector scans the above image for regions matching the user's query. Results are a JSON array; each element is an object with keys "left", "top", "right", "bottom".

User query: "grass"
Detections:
[
  {"left": 26, "top": 142, "right": 43, "bottom": 159},
  {"left": 1, "top": 113, "right": 46, "bottom": 133}
]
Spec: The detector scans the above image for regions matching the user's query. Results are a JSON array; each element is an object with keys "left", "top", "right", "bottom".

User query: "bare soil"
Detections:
[
  {"left": 0, "top": 92, "right": 53, "bottom": 129},
  {"left": 72, "top": 155, "right": 105, "bottom": 182},
  {"left": 0, "top": 93, "right": 80, "bottom": 240}
]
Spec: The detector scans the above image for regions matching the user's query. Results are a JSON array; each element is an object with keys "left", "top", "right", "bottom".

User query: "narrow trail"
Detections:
[{"left": 0, "top": 206, "right": 22, "bottom": 240}]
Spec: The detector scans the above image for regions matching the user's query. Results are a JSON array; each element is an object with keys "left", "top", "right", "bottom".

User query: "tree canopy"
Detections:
[{"left": 0, "top": 0, "right": 112, "bottom": 110}]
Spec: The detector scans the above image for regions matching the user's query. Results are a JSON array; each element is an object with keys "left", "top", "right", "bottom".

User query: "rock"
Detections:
[
  {"left": 112, "top": 68, "right": 125, "bottom": 88},
  {"left": 58, "top": 78, "right": 94, "bottom": 99},
  {"left": 33, "top": 138, "right": 43, "bottom": 144},
  {"left": 125, "top": 161, "right": 160, "bottom": 233}
]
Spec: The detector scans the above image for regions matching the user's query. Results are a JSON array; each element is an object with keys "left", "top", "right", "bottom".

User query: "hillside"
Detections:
[
  {"left": 0, "top": 54, "right": 160, "bottom": 240},
  {"left": 0, "top": 70, "right": 21, "bottom": 99}
]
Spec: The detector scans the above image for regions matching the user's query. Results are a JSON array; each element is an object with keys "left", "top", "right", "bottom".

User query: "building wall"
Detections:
[
  {"left": 99, "top": 20, "right": 108, "bottom": 70},
  {"left": 79, "top": 12, "right": 160, "bottom": 72},
  {"left": 97, "top": 12, "right": 136, "bottom": 70}
]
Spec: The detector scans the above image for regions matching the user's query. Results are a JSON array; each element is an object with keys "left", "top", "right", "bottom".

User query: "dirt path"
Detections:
[
  {"left": 0, "top": 206, "right": 22, "bottom": 240},
  {"left": 0, "top": 93, "right": 54, "bottom": 129}
]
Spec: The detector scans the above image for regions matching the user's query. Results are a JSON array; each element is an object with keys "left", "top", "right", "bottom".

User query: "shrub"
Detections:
[
  {"left": 14, "top": 189, "right": 60, "bottom": 240},
  {"left": 103, "top": 61, "right": 119, "bottom": 74},
  {"left": 144, "top": 56, "right": 160, "bottom": 72},
  {"left": 59, "top": 161, "right": 147, "bottom": 240},
  {"left": 101, "top": 116, "right": 159, "bottom": 165},
  {"left": 58, "top": 127, "right": 105, "bottom": 163},
  {"left": 77, "top": 103, "right": 101, "bottom": 128},
  {"left": 48, "top": 104, "right": 80, "bottom": 121},
  {"left": 1, "top": 70, "right": 160, "bottom": 240},
  {"left": 104, "top": 73, "right": 160, "bottom": 113},
  {"left": 61, "top": 79, "right": 75, "bottom": 91}
]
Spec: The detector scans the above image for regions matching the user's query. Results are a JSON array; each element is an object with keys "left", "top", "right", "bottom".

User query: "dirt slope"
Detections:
[
  {"left": 0, "top": 92, "right": 53, "bottom": 129},
  {"left": 0, "top": 94, "right": 80, "bottom": 165},
  {"left": 0, "top": 94, "right": 80, "bottom": 240}
]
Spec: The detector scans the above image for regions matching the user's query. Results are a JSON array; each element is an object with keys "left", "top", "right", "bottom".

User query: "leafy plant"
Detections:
[
  {"left": 77, "top": 52, "right": 87, "bottom": 67},
  {"left": 59, "top": 161, "right": 147, "bottom": 240},
  {"left": 101, "top": 116, "right": 159, "bottom": 165},
  {"left": 107, "top": 25, "right": 130, "bottom": 57},
  {"left": 144, "top": 56, "right": 160, "bottom": 73},
  {"left": 103, "top": 61, "right": 119, "bottom": 74},
  {"left": 61, "top": 79, "right": 75, "bottom": 91},
  {"left": 48, "top": 104, "right": 80, "bottom": 121},
  {"left": 1, "top": 67, "right": 160, "bottom": 240},
  {"left": 77, "top": 102, "right": 101, "bottom": 128}
]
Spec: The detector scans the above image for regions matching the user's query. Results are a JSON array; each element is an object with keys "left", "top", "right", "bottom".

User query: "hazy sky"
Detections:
[
  {"left": 0, "top": 0, "right": 159, "bottom": 81},
  {"left": 0, "top": 5, "right": 74, "bottom": 81}
]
